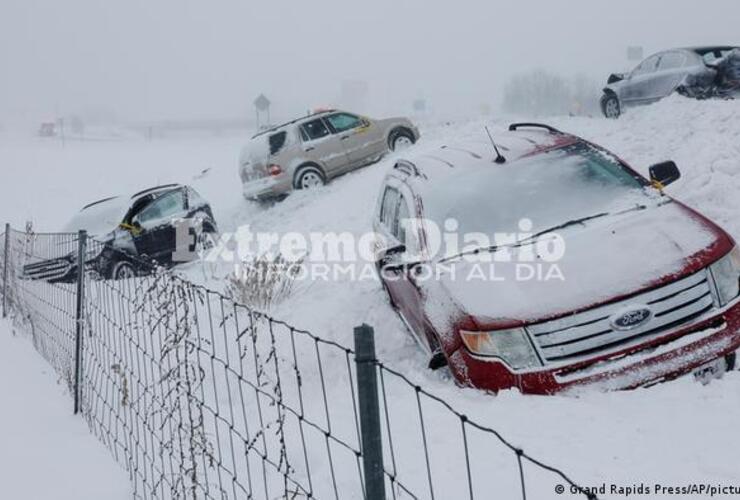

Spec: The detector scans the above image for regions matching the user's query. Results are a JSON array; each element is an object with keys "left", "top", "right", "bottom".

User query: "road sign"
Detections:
[{"left": 254, "top": 94, "right": 271, "bottom": 112}]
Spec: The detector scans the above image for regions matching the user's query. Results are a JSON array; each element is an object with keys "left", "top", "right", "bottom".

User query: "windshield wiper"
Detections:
[
  {"left": 439, "top": 202, "right": 655, "bottom": 265},
  {"left": 439, "top": 211, "right": 615, "bottom": 264}
]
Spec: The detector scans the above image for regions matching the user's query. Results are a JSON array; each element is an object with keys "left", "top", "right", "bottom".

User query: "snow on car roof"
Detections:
[
  {"left": 685, "top": 45, "right": 739, "bottom": 55},
  {"left": 66, "top": 184, "right": 184, "bottom": 236},
  {"left": 250, "top": 109, "right": 337, "bottom": 139},
  {"left": 395, "top": 127, "right": 578, "bottom": 186},
  {"left": 64, "top": 195, "right": 131, "bottom": 236}
]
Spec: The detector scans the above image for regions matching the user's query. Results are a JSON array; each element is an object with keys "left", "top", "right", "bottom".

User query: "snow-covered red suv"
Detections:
[{"left": 374, "top": 123, "right": 740, "bottom": 394}]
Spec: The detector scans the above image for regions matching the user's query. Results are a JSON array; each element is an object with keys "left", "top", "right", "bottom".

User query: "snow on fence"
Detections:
[{"left": 0, "top": 226, "right": 596, "bottom": 500}]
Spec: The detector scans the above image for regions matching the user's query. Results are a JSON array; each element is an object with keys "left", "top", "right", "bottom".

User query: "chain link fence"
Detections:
[{"left": 0, "top": 226, "right": 596, "bottom": 500}]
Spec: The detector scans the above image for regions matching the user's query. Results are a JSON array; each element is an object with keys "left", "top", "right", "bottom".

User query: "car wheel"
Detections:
[
  {"left": 390, "top": 129, "right": 416, "bottom": 151},
  {"left": 726, "top": 352, "right": 737, "bottom": 371},
  {"left": 602, "top": 94, "right": 621, "bottom": 119},
  {"left": 111, "top": 261, "right": 136, "bottom": 280},
  {"left": 294, "top": 165, "right": 326, "bottom": 190}
]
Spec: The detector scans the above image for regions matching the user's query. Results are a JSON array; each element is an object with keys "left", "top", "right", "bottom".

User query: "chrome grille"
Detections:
[
  {"left": 22, "top": 258, "right": 73, "bottom": 282},
  {"left": 529, "top": 270, "right": 715, "bottom": 363}
]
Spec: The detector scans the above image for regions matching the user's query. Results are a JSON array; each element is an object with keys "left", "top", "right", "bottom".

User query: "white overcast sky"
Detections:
[{"left": 1, "top": 0, "right": 739, "bottom": 123}]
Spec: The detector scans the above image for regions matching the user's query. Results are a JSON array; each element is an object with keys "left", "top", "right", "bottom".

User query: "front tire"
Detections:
[
  {"left": 293, "top": 165, "right": 326, "bottom": 190},
  {"left": 389, "top": 128, "right": 416, "bottom": 151},
  {"left": 726, "top": 352, "right": 737, "bottom": 371},
  {"left": 601, "top": 94, "right": 621, "bottom": 119},
  {"left": 110, "top": 260, "right": 136, "bottom": 280}
]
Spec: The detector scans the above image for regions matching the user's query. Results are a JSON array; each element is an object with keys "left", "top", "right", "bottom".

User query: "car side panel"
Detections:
[
  {"left": 340, "top": 119, "right": 387, "bottom": 169},
  {"left": 298, "top": 126, "right": 350, "bottom": 179}
]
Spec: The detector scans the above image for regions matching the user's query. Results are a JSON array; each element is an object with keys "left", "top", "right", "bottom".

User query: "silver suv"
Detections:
[{"left": 239, "top": 109, "right": 419, "bottom": 200}]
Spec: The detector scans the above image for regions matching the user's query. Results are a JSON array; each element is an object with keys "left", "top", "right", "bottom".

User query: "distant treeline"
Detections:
[{"left": 503, "top": 70, "right": 602, "bottom": 117}]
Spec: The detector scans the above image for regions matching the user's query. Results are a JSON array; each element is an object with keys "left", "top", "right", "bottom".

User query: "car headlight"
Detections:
[
  {"left": 710, "top": 246, "right": 740, "bottom": 307},
  {"left": 460, "top": 328, "right": 541, "bottom": 370}
]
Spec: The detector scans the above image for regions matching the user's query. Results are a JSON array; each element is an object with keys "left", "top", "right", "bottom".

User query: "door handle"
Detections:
[
  {"left": 305, "top": 147, "right": 315, "bottom": 152},
  {"left": 340, "top": 136, "right": 349, "bottom": 141}
]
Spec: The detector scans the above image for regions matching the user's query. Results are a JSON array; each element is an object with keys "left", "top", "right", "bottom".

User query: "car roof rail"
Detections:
[
  {"left": 508, "top": 122, "right": 563, "bottom": 134},
  {"left": 251, "top": 109, "right": 336, "bottom": 139},
  {"left": 82, "top": 196, "right": 119, "bottom": 211},
  {"left": 131, "top": 183, "right": 181, "bottom": 199}
]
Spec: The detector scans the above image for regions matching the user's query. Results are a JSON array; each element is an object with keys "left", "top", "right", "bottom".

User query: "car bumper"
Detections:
[
  {"left": 455, "top": 299, "right": 740, "bottom": 394},
  {"left": 241, "top": 175, "right": 291, "bottom": 200}
]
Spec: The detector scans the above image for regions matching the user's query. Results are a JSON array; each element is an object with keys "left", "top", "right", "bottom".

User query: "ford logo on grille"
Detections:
[{"left": 610, "top": 305, "right": 653, "bottom": 331}]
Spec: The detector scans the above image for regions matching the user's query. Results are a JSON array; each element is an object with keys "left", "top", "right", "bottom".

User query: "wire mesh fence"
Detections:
[{"left": 0, "top": 226, "right": 596, "bottom": 500}]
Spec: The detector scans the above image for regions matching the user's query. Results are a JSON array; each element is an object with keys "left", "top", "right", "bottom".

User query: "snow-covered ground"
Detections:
[
  {"left": 0, "top": 319, "right": 131, "bottom": 499},
  {"left": 1, "top": 96, "right": 740, "bottom": 498}
]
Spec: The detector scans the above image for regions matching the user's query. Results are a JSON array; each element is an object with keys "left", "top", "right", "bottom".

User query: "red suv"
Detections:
[{"left": 374, "top": 123, "right": 740, "bottom": 394}]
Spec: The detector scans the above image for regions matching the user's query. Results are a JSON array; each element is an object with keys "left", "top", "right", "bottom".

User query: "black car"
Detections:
[
  {"left": 601, "top": 46, "right": 740, "bottom": 118},
  {"left": 22, "top": 184, "right": 218, "bottom": 282}
]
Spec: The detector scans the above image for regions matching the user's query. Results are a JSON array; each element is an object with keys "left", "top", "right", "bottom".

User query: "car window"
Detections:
[
  {"left": 133, "top": 190, "right": 185, "bottom": 226},
  {"left": 325, "top": 113, "right": 362, "bottom": 134},
  {"left": 380, "top": 186, "right": 400, "bottom": 230},
  {"left": 423, "top": 142, "right": 649, "bottom": 244},
  {"left": 268, "top": 131, "right": 288, "bottom": 155},
  {"left": 658, "top": 52, "right": 686, "bottom": 70},
  {"left": 632, "top": 55, "right": 660, "bottom": 76},
  {"left": 702, "top": 49, "right": 736, "bottom": 64},
  {"left": 300, "top": 119, "right": 331, "bottom": 141},
  {"left": 395, "top": 195, "right": 411, "bottom": 243}
]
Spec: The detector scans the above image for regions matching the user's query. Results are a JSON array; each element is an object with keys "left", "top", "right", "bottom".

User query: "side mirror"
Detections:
[
  {"left": 378, "top": 243, "right": 426, "bottom": 274},
  {"left": 649, "top": 161, "right": 681, "bottom": 189},
  {"left": 607, "top": 73, "right": 626, "bottom": 84},
  {"left": 377, "top": 243, "right": 406, "bottom": 263}
]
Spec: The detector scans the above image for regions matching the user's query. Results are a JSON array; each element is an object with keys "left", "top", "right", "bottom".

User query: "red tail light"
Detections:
[{"left": 267, "top": 164, "right": 283, "bottom": 176}]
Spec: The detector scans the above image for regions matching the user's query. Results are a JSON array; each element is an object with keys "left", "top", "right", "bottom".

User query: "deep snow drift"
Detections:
[
  {"left": 1, "top": 96, "right": 739, "bottom": 498},
  {"left": 0, "top": 319, "right": 131, "bottom": 499}
]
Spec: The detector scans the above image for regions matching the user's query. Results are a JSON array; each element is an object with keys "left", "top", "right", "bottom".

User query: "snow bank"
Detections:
[
  {"left": 1, "top": 96, "right": 739, "bottom": 497},
  {"left": 0, "top": 319, "right": 131, "bottom": 499}
]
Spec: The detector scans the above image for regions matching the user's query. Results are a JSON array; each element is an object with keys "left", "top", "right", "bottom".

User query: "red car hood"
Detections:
[{"left": 435, "top": 200, "right": 733, "bottom": 327}]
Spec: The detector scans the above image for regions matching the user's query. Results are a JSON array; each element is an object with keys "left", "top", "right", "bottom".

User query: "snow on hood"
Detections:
[
  {"left": 62, "top": 196, "right": 129, "bottom": 237},
  {"left": 433, "top": 200, "right": 720, "bottom": 324}
]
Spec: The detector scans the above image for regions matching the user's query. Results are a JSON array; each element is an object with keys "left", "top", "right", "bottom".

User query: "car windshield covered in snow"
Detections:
[{"left": 424, "top": 143, "right": 651, "bottom": 243}]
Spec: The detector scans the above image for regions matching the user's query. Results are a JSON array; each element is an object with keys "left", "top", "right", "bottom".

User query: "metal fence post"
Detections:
[
  {"left": 73, "top": 230, "right": 87, "bottom": 415},
  {"left": 354, "top": 324, "right": 386, "bottom": 500},
  {"left": 2, "top": 223, "right": 9, "bottom": 318}
]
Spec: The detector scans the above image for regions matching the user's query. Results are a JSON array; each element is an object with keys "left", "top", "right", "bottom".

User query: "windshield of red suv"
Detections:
[{"left": 424, "top": 142, "right": 653, "bottom": 247}]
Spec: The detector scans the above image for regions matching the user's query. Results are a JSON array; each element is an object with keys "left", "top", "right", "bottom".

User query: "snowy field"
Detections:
[
  {"left": 0, "top": 319, "right": 131, "bottom": 499},
  {"left": 1, "top": 96, "right": 740, "bottom": 498}
]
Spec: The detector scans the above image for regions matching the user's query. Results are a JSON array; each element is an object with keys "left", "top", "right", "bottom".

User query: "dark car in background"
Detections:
[
  {"left": 601, "top": 46, "right": 740, "bottom": 118},
  {"left": 22, "top": 184, "right": 218, "bottom": 282}
]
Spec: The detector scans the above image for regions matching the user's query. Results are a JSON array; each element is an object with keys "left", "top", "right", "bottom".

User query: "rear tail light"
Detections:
[{"left": 267, "top": 164, "right": 283, "bottom": 176}]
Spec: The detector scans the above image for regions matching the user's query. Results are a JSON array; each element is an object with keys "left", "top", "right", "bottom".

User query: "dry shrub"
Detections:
[{"left": 225, "top": 254, "right": 303, "bottom": 311}]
